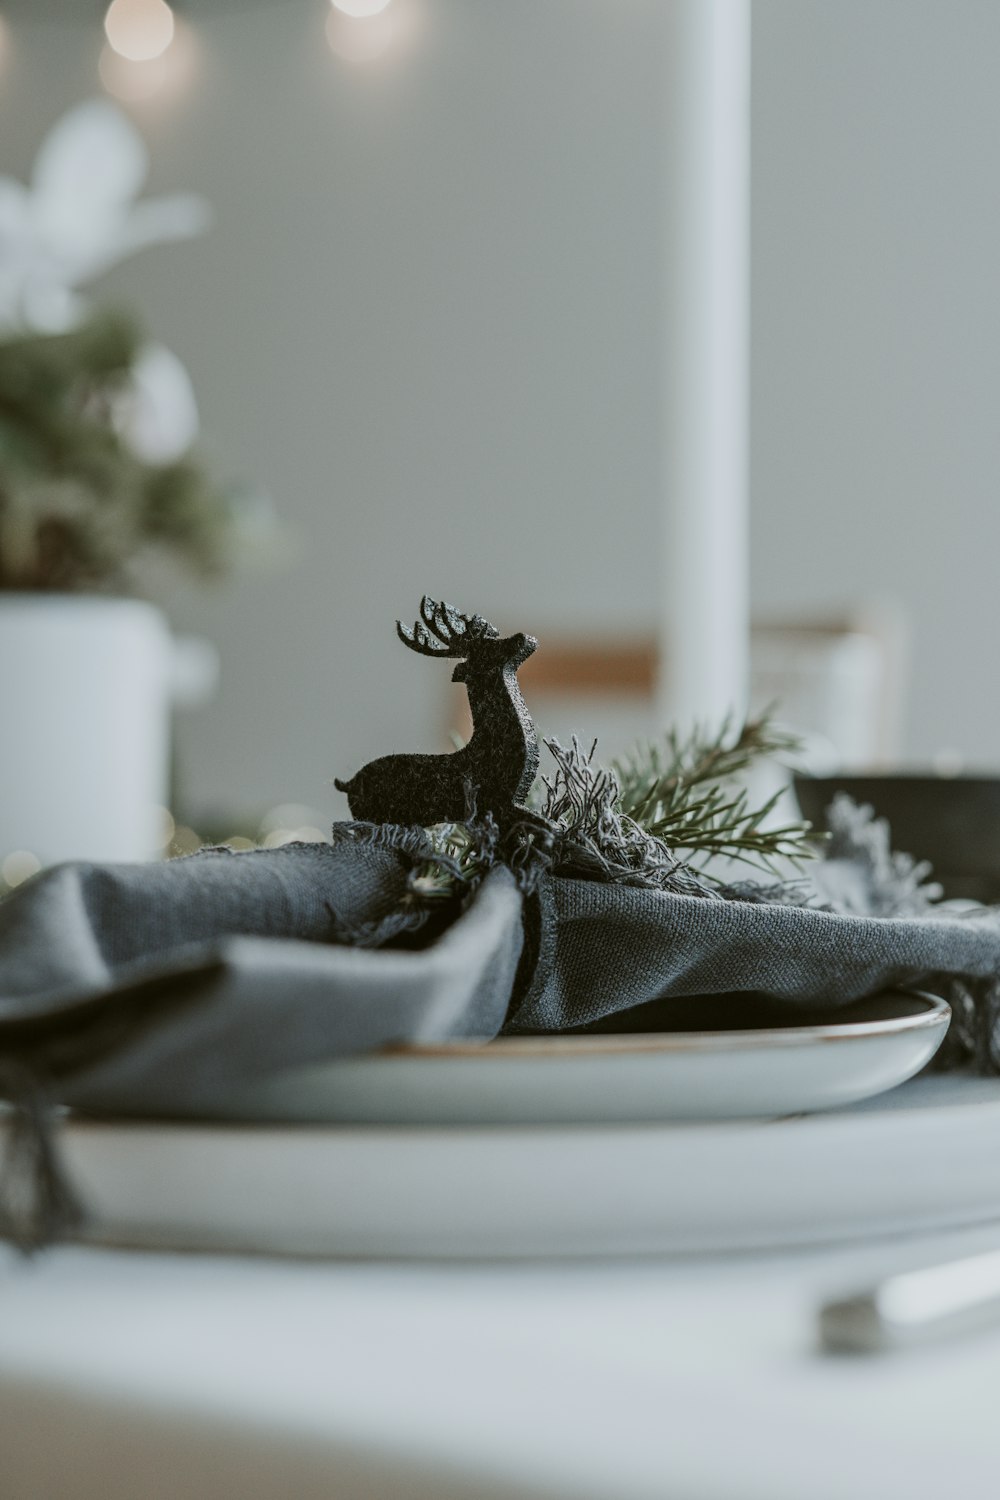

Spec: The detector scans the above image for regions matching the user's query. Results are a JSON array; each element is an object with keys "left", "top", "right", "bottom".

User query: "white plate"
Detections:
[
  {"left": 200, "top": 989, "right": 950, "bottom": 1125},
  {"left": 50, "top": 1070, "right": 1000, "bottom": 1259}
]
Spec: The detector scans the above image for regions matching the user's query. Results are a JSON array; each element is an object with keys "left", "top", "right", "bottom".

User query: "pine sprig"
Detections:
[{"left": 611, "top": 712, "right": 817, "bottom": 877}]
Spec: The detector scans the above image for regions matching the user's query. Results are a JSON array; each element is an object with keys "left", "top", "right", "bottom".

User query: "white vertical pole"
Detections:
[{"left": 659, "top": 0, "right": 751, "bottom": 733}]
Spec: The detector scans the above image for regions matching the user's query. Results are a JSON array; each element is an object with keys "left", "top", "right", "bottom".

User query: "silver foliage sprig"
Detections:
[{"left": 535, "top": 736, "right": 721, "bottom": 896}]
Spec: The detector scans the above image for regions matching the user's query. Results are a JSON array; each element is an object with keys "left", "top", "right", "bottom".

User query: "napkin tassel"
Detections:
[
  {"left": 927, "top": 975, "right": 1000, "bottom": 1076},
  {"left": 972, "top": 977, "right": 1000, "bottom": 1073},
  {"left": 0, "top": 1059, "right": 83, "bottom": 1254}
]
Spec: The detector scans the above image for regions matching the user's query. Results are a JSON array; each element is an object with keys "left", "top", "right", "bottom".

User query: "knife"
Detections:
[{"left": 820, "top": 1248, "right": 1000, "bottom": 1353}]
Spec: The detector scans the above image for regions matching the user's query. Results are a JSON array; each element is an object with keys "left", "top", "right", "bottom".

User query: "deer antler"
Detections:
[{"left": 396, "top": 596, "right": 498, "bottom": 656}]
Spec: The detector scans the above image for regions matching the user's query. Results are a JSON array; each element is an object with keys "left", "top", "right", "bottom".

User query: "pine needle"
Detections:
[{"left": 611, "top": 711, "right": 817, "bottom": 876}]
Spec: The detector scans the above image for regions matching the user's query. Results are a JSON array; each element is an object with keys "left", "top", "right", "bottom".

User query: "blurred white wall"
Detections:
[
  {"left": 751, "top": 0, "right": 1000, "bottom": 769},
  {"left": 0, "top": 0, "right": 667, "bottom": 823},
  {"left": 1, "top": 0, "right": 999, "bottom": 820}
]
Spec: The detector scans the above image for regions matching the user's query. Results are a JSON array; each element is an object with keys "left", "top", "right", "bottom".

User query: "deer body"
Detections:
[{"left": 335, "top": 598, "right": 539, "bottom": 829}]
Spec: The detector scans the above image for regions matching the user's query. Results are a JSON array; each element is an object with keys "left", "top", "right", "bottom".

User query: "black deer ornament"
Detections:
[{"left": 335, "top": 596, "right": 539, "bottom": 829}]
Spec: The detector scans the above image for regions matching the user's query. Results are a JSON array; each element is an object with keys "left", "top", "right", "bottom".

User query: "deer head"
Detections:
[{"left": 396, "top": 596, "right": 537, "bottom": 683}]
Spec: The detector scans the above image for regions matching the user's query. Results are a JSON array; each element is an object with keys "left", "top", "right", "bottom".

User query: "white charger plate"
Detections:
[
  {"left": 53, "top": 1069, "right": 1000, "bottom": 1260},
  {"left": 201, "top": 989, "right": 950, "bottom": 1125}
]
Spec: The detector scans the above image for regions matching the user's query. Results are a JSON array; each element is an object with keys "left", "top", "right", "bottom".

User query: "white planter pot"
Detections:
[{"left": 0, "top": 595, "right": 176, "bottom": 867}]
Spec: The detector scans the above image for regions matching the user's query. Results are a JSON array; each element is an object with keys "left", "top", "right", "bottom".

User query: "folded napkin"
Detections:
[
  {"left": 0, "top": 841, "right": 522, "bottom": 1117},
  {"left": 3, "top": 823, "right": 1000, "bottom": 1106},
  {"left": 2, "top": 807, "right": 1000, "bottom": 1246}
]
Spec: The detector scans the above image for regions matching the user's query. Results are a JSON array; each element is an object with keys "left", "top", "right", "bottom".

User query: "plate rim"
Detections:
[{"left": 391, "top": 991, "right": 950, "bottom": 1060}]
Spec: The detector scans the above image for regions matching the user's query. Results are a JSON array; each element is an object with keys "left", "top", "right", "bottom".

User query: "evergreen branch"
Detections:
[{"left": 610, "top": 710, "right": 818, "bottom": 876}]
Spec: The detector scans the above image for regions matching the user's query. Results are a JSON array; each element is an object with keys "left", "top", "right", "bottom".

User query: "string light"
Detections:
[{"left": 104, "top": 0, "right": 176, "bottom": 63}]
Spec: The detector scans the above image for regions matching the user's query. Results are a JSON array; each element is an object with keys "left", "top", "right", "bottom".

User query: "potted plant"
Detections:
[{"left": 0, "top": 101, "right": 262, "bottom": 876}]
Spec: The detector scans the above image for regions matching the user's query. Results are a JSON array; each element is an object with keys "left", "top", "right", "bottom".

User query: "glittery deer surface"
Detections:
[{"left": 335, "top": 597, "right": 539, "bottom": 828}]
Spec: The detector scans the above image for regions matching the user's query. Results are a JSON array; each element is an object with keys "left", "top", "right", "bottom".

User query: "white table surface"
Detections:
[{"left": 4, "top": 1222, "right": 1000, "bottom": 1500}]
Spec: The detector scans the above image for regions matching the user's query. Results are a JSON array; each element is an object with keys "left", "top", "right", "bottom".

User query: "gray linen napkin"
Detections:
[
  {"left": 0, "top": 842, "right": 523, "bottom": 1116},
  {"left": 2, "top": 824, "right": 1000, "bottom": 1116},
  {"left": 512, "top": 873, "right": 1000, "bottom": 1063}
]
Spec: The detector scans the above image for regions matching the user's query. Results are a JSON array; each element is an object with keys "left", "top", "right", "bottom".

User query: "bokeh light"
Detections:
[
  {"left": 262, "top": 826, "right": 327, "bottom": 848},
  {"left": 104, "top": 0, "right": 175, "bottom": 62},
  {"left": 152, "top": 804, "right": 331, "bottom": 861},
  {"left": 2, "top": 850, "right": 41, "bottom": 889},
  {"left": 169, "top": 825, "right": 203, "bottom": 857},
  {"left": 331, "top": 0, "right": 392, "bottom": 16},
  {"left": 259, "top": 804, "right": 320, "bottom": 834},
  {"left": 99, "top": 16, "right": 196, "bottom": 104},
  {"left": 153, "top": 806, "right": 177, "bottom": 849},
  {"left": 326, "top": 7, "right": 395, "bottom": 64}
]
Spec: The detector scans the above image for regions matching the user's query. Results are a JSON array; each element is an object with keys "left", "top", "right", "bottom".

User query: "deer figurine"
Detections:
[{"left": 335, "top": 596, "right": 539, "bottom": 828}]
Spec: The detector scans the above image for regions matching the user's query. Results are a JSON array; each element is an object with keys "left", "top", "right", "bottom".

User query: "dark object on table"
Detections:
[
  {"left": 335, "top": 596, "right": 539, "bottom": 829},
  {"left": 794, "top": 774, "right": 1000, "bottom": 902}
]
